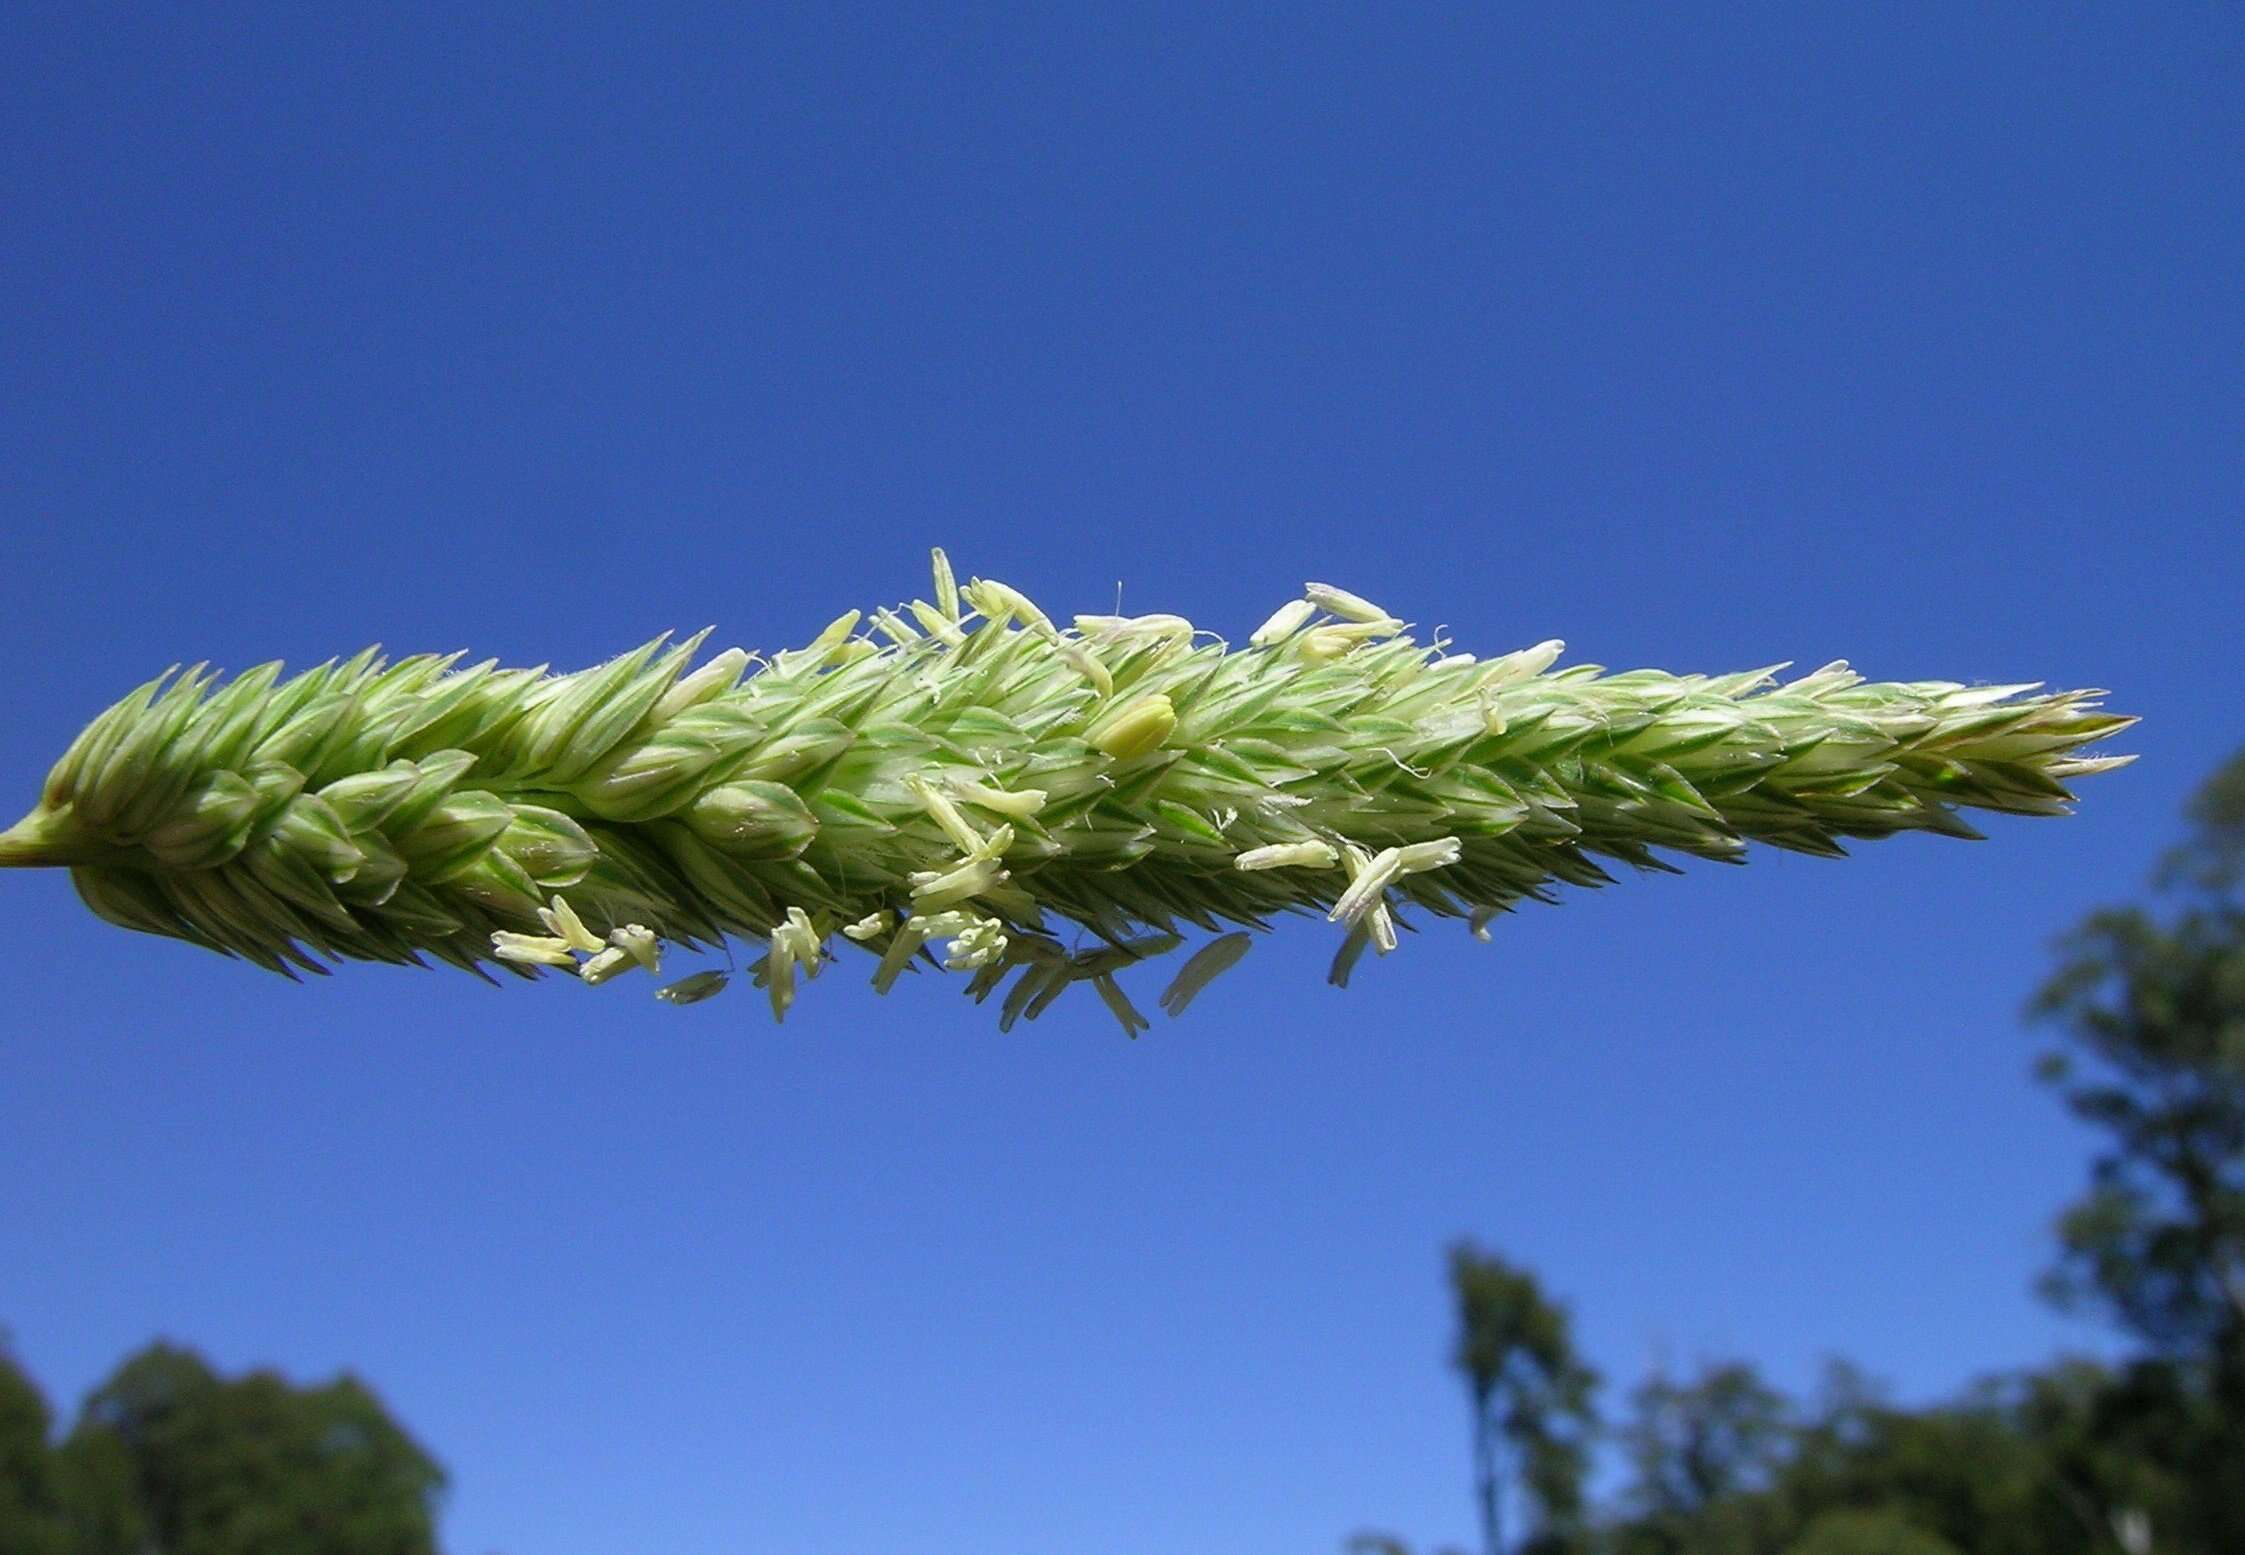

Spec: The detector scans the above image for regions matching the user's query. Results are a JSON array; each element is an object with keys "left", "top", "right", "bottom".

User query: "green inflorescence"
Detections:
[{"left": 0, "top": 551, "right": 2136, "bottom": 1031}]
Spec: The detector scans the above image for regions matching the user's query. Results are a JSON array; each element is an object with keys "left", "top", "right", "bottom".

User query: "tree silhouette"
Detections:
[
  {"left": 2030, "top": 747, "right": 2245, "bottom": 1547},
  {"left": 1447, "top": 1243, "right": 1598, "bottom": 1555},
  {"left": 0, "top": 1340, "right": 444, "bottom": 1555},
  {"left": 0, "top": 1342, "right": 67, "bottom": 1555},
  {"left": 1616, "top": 1360, "right": 1789, "bottom": 1553}
]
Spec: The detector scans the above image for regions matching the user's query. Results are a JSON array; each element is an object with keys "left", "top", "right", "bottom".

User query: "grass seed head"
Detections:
[{"left": 0, "top": 549, "right": 2137, "bottom": 1029}]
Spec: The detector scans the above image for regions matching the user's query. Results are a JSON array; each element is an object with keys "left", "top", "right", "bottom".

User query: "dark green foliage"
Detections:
[
  {"left": 2031, "top": 890, "right": 2245, "bottom": 1381},
  {"left": 1778, "top": 1510, "right": 1961, "bottom": 1555},
  {"left": 2031, "top": 899, "right": 2245, "bottom": 1379},
  {"left": 0, "top": 1347, "right": 68, "bottom": 1555},
  {"left": 1609, "top": 1362, "right": 1792, "bottom": 1555},
  {"left": 2025, "top": 746, "right": 2245, "bottom": 1549},
  {"left": 1623, "top": 1362, "right": 1789, "bottom": 1518},
  {"left": 0, "top": 1341, "right": 443, "bottom": 1555},
  {"left": 1448, "top": 1244, "right": 1599, "bottom": 1555},
  {"left": 50, "top": 1427, "right": 150, "bottom": 1555},
  {"left": 1555, "top": 1354, "right": 2208, "bottom": 1555},
  {"left": 1764, "top": 1368, "right": 2126, "bottom": 1555}
]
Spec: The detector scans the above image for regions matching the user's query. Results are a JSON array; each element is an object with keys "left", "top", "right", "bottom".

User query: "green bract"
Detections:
[{"left": 0, "top": 552, "right": 2136, "bottom": 1031}]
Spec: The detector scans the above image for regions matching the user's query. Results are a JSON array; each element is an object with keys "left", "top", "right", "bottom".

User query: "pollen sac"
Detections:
[{"left": 1089, "top": 695, "right": 1177, "bottom": 762}]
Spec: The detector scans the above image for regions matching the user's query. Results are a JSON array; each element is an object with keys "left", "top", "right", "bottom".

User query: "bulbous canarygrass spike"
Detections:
[{"left": 0, "top": 553, "right": 2134, "bottom": 1026}]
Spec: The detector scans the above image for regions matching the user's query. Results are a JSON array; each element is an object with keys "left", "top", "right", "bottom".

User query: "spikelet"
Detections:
[{"left": 0, "top": 552, "right": 2137, "bottom": 1031}]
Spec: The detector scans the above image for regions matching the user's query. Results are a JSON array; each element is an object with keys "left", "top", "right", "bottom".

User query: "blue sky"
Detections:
[{"left": 1, "top": 6, "right": 2238, "bottom": 1553}]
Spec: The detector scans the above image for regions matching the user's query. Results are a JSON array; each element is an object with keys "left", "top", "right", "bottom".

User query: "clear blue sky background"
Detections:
[{"left": 1, "top": 7, "right": 2238, "bottom": 1553}]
